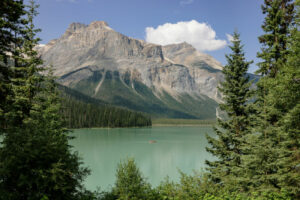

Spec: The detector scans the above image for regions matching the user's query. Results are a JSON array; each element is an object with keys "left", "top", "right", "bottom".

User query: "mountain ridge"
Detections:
[{"left": 38, "top": 21, "right": 234, "bottom": 119}]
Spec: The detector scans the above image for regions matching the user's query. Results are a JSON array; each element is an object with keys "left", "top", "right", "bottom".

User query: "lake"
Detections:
[{"left": 70, "top": 126, "right": 215, "bottom": 191}]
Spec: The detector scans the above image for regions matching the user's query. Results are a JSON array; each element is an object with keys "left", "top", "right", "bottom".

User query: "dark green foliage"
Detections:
[
  {"left": 0, "top": 0, "right": 25, "bottom": 57},
  {"left": 95, "top": 162, "right": 294, "bottom": 200},
  {"left": 276, "top": 1, "right": 300, "bottom": 194},
  {"left": 205, "top": 32, "right": 253, "bottom": 191},
  {"left": 156, "top": 171, "right": 293, "bottom": 200},
  {"left": 94, "top": 162, "right": 293, "bottom": 200},
  {"left": 257, "top": 0, "right": 294, "bottom": 77},
  {"left": 157, "top": 172, "right": 209, "bottom": 200},
  {"left": 157, "top": 180, "right": 293, "bottom": 200},
  {"left": 98, "top": 159, "right": 158, "bottom": 200},
  {"left": 113, "top": 159, "right": 156, "bottom": 200},
  {"left": 0, "top": 1, "right": 90, "bottom": 199},
  {"left": 0, "top": 0, "right": 26, "bottom": 132},
  {"left": 0, "top": 108, "right": 89, "bottom": 199},
  {"left": 6, "top": 0, "right": 45, "bottom": 131},
  {"left": 242, "top": 0, "right": 299, "bottom": 196},
  {"left": 60, "top": 96, "right": 152, "bottom": 128},
  {"left": 59, "top": 85, "right": 152, "bottom": 128}
]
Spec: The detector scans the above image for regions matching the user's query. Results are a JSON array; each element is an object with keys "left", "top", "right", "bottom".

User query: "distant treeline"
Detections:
[
  {"left": 59, "top": 85, "right": 152, "bottom": 128},
  {"left": 152, "top": 118, "right": 216, "bottom": 125}
]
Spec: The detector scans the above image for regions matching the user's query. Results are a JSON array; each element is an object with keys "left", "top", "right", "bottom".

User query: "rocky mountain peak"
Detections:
[
  {"left": 88, "top": 21, "right": 109, "bottom": 29},
  {"left": 176, "top": 42, "right": 194, "bottom": 48},
  {"left": 163, "top": 42, "right": 195, "bottom": 53},
  {"left": 62, "top": 21, "right": 112, "bottom": 39}
]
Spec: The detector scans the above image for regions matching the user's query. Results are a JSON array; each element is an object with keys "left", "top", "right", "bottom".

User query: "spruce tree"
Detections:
[
  {"left": 266, "top": 0, "right": 299, "bottom": 196},
  {"left": 206, "top": 32, "right": 253, "bottom": 191},
  {"left": 7, "top": 0, "right": 45, "bottom": 131},
  {"left": 243, "top": 0, "right": 297, "bottom": 195},
  {"left": 254, "top": 0, "right": 294, "bottom": 131},
  {"left": 257, "top": 0, "right": 294, "bottom": 78},
  {"left": 0, "top": 1, "right": 91, "bottom": 199},
  {"left": 0, "top": 0, "right": 26, "bottom": 132}
]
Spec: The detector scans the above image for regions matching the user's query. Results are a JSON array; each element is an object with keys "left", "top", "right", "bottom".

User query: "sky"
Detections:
[{"left": 31, "top": 0, "right": 265, "bottom": 73}]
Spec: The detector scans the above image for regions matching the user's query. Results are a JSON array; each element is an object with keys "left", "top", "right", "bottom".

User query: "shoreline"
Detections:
[
  {"left": 152, "top": 124, "right": 213, "bottom": 127},
  {"left": 69, "top": 124, "right": 214, "bottom": 130},
  {"left": 69, "top": 119, "right": 216, "bottom": 129}
]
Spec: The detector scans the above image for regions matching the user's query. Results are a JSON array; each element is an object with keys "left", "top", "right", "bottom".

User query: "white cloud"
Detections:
[
  {"left": 180, "top": 0, "right": 194, "bottom": 5},
  {"left": 145, "top": 20, "right": 227, "bottom": 52}
]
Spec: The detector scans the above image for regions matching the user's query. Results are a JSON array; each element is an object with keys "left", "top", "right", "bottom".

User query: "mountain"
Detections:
[{"left": 39, "top": 21, "right": 228, "bottom": 119}]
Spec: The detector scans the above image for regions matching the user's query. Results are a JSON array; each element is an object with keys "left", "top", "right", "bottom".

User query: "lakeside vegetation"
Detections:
[
  {"left": 93, "top": 159, "right": 294, "bottom": 200},
  {"left": 152, "top": 118, "right": 215, "bottom": 126},
  {"left": 0, "top": 0, "right": 299, "bottom": 200}
]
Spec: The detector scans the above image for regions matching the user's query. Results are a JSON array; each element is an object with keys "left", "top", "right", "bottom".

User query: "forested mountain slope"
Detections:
[{"left": 58, "top": 85, "right": 152, "bottom": 128}]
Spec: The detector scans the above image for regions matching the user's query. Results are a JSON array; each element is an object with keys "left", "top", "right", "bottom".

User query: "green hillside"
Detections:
[{"left": 58, "top": 85, "right": 152, "bottom": 128}]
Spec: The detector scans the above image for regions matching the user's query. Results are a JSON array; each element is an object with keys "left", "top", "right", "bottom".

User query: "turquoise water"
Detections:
[{"left": 70, "top": 126, "right": 214, "bottom": 191}]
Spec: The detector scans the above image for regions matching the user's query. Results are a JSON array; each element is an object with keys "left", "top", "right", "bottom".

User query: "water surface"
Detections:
[{"left": 70, "top": 126, "right": 214, "bottom": 191}]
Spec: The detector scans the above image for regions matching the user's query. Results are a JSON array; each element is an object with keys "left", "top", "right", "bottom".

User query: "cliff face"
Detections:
[
  {"left": 162, "top": 43, "right": 223, "bottom": 101},
  {"left": 39, "top": 21, "right": 225, "bottom": 119}
]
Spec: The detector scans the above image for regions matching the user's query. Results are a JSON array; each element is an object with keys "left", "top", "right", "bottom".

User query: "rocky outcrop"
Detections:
[
  {"left": 162, "top": 43, "right": 223, "bottom": 101},
  {"left": 38, "top": 21, "right": 226, "bottom": 119}
]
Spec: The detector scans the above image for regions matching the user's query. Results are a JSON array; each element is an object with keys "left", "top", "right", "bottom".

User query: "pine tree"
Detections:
[
  {"left": 270, "top": 0, "right": 300, "bottom": 196},
  {"left": 241, "top": 0, "right": 299, "bottom": 194},
  {"left": 0, "top": 81, "right": 90, "bottom": 199},
  {"left": 257, "top": 0, "right": 294, "bottom": 78},
  {"left": 242, "top": 0, "right": 297, "bottom": 195},
  {"left": 254, "top": 0, "right": 294, "bottom": 133},
  {"left": 206, "top": 32, "right": 253, "bottom": 191},
  {"left": 0, "top": 0, "right": 26, "bottom": 132},
  {"left": 7, "top": 0, "right": 45, "bottom": 131},
  {"left": 0, "top": 1, "right": 91, "bottom": 199}
]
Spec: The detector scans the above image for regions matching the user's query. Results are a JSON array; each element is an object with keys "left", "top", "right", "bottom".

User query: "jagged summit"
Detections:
[
  {"left": 88, "top": 21, "right": 109, "bottom": 28},
  {"left": 62, "top": 21, "right": 112, "bottom": 39}
]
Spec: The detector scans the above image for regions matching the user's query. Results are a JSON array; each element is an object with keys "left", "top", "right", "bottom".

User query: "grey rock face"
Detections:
[
  {"left": 39, "top": 21, "right": 225, "bottom": 118},
  {"left": 162, "top": 43, "right": 223, "bottom": 101}
]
